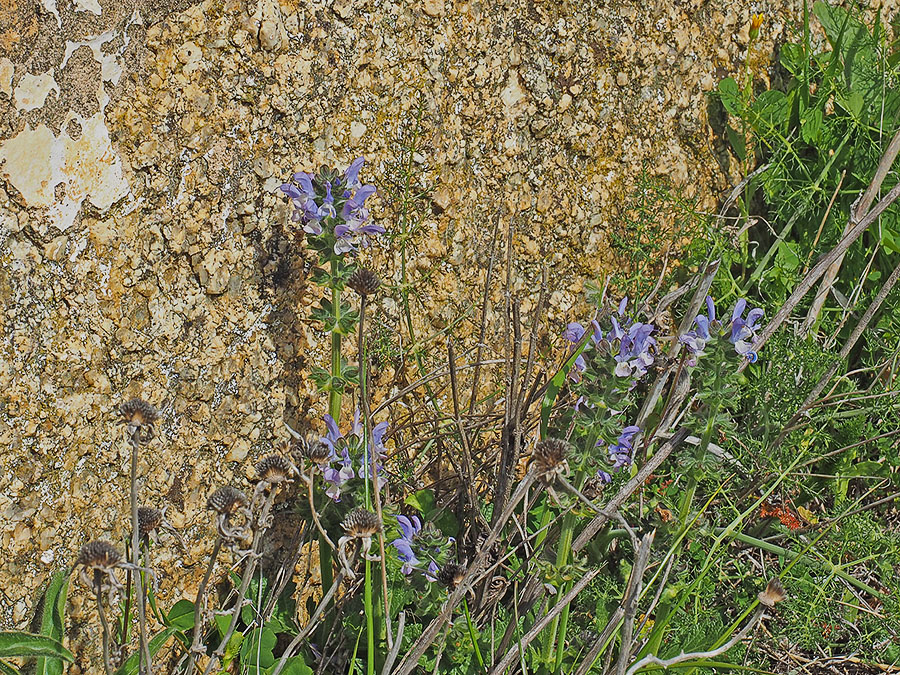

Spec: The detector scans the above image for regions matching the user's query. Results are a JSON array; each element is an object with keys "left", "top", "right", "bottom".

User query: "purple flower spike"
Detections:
[
  {"left": 729, "top": 299, "right": 764, "bottom": 362},
  {"left": 392, "top": 515, "right": 423, "bottom": 575},
  {"left": 343, "top": 157, "right": 366, "bottom": 189}
]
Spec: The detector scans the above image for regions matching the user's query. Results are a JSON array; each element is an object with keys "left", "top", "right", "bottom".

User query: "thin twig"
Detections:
[
  {"left": 771, "top": 256, "right": 900, "bottom": 452},
  {"left": 393, "top": 473, "right": 537, "bottom": 675},
  {"left": 382, "top": 611, "right": 407, "bottom": 675},
  {"left": 203, "top": 490, "right": 279, "bottom": 675},
  {"left": 128, "top": 431, "right": 152, "bottom": 674},
  {"left": 94, "top": 571, "right": 113, "bottom": 675},
  {"left": 573, "top": 428, "right": 690, "bottom": 553},
  {"left": 488, "top": 569, "right": 600, "bottom": 674},
  {"left": 469, "top": 209, "right": 502, "bottom": 415},
  {"left": 743, "top": 181, "right": 900, "bottom": 366},
  {"left": 623, "top": 607, "right": 766, "bottom": 675},
  {"left": 615, "top": 532, "right": 655, "bottom": 675},
  {"left": 186, "top": 537, "right": 223, "bottom": 672}
]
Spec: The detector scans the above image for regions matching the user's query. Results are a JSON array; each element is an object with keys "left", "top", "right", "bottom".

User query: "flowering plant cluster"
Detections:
[
  {"left": 561, "top": 295, "right": 764, "bottom": 486},
  {"left": 280, "top": 158, "right": 383, "bottom": 256},
  {"left": 308, "top": 410, "right": 388, "bottom": 502}
]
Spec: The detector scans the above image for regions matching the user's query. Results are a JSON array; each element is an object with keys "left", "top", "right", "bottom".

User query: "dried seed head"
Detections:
[
  {"left": 255, "top": 454, "right": 296, "bottom": 483},
  {"left": 341, "top": 508, "right": 381, "bottom": 538},
  {"left": 207, "top": 486, "right": 249, "bottom": 515},
  {"left": 437, "top": 562, "right": 466, "bottom": 589},
  {"left": 758, "top": 578, "right": 787, "bottom": 608},
  {"left": 302, "top": 438, "right": 332, "bottom": 465},
  {"left": 137, "top": 506, "right": 163, "bottom": 538},
  {"left": 119, "top": 398, "right": 159, "bottom": 428},
  {"left": 76, "top": 541, "right": 122, "bottom": 570},
  {"left": 532, "top": 438, "right": 570, "bottom": 482},
  {"left": 347, "top": 268, "right": 381, "bottom": 297}
]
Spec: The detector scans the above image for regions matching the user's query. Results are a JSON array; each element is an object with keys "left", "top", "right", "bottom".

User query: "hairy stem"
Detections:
[
  {"left": 185, "top": 537, "right": 222, "bottom": 673},
  {"left": 129, "top": 432, "right": 151, "bottom": 674}
]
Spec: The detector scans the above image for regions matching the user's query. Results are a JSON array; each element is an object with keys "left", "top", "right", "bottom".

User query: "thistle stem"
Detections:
[
  {"left": 203, "top": 491, "right": 278, "bottom": 675},
  {"left": 94, "top": 571, "right": 113, "bottom": 675},
  {"left": 186, "top": 537, "right": 222, "bottom": 673},
  {"left": 129, "top": 432, "right": 152, "bottom": 674}
]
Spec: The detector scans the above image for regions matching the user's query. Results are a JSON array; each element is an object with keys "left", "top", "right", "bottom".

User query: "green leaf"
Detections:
[
  {"left": 750, "top": 90, "right": 788, "bottom": 130},
  {"left": 165, "top": 599, "right": 195, "bottom": 631},
  {"left": 239, "top": 627, "right": 276, "bottom": 669},
  {"left": 0, "top": 633, "right": 73, "bottom": 661},
  {"left": 34, "top": 571, "right": 69, "bottom": 675},
  {"left": 405, "top": 489, "right": 435, "bottom": 515},
  {"left": 717, "top": 77, "right": 742, "bottom": 116},
  {"left": 112, "top": 628, "right": 177, "bottom": 675},
  {"left": 725, "top": 126, "right": 746, "bottom": 162},
  {"left": 540, "top": 337, "right": 590, "bottom": 438},
  {"left": 779, "top": 42, "right": 805, "bottom": 75},
  {"left": 800, "top": 106, "right": 823, "bottom": 144},
  {"left": 265, "top": 657, "right": 313, "bottom": 675},
  {"left": 776, "top": 241, "right": 801, "bottom": 272}
]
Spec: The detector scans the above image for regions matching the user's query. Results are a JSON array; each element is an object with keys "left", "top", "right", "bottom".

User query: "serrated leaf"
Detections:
[{"left": 0, "top": 633, "right": 73, "bottom": 661}]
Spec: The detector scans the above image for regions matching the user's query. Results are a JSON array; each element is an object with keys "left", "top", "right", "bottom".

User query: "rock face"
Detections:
[{"left": 0, "top": 0, "right": 864, "bottom": 659}]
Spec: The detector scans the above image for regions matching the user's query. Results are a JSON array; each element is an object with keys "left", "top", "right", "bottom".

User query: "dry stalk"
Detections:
[{"left": 573, "top": 427, "right": 689, "bottom": 553}]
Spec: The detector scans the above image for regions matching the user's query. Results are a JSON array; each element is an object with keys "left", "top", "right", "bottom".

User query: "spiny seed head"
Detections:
[
  {"left": 207, "top": 486, "right": 248, "bottom": 515},
  {"left": 341, "top": 508, "right": 381, "bottom": 538},
  {"left": 119, "top": 398, "right": 159, "bottom": 427},
  {"left": 255, "top": 454, "right": 295, "bottom": 483},
  {"left": 302, "top": 438, "right": 332, "bottom": 465},
  {"left": 137, "top": 507, "right": 163, "bottom": 538},
  {"left": 758, "top": 578, "right": 787, "bottom": 608},
  {"left": 76, "top": 541, "right": 122, "bottom": 570},
  {"left": 347, "top": 268, "right": 381, "bottom": 297},
  {"left": 532, "top": 438, "right": 570, "bottom": 478},
  {"left": 437, "top": 563, "right": 466, "bottom": 589}
]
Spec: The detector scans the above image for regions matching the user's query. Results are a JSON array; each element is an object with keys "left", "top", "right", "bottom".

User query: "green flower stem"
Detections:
[
  {"left": 463, "top": 597, "right": 486, "bottom": 671},
  {"left": 365, "top": 559, "right": 375, "bottom": 675},
  {"left": 329, "top": 260, "right": 342, "bottom": 424},
  {"left": 678, "top": 365, "right": 723, "bottom": 525},
  {"left": 542, "top": 475, "right": 581, "bottom": 666}
]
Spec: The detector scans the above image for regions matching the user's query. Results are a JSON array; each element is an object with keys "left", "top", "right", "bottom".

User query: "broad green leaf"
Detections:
[
  {"left": 779, "top": 42, "right": 805, "bottom": 75},
  {"left": 717, "top": 77, "right": 742, "bottom": 116},
  {"left": 165, "top": 599, "right": 195, "bottom": 631},
  {"left": 34, "top": 571, "right": 69, "bottom": 675},
  {"left": 0, "top": 633, "right": 73, "bottom": 661},
  {"left": 725, "top": 126, "right": 746, "bottom": 162},
  {"left": 239, "top": 627, "right": 276, "bottom": 669},
  {"left": 776, "top": 241, "right": 800, "bottom": 272},
  {"left": 405, "top": 489, "right": 435, "bottom": 515},
  {"left": 800, "top": 107, "right": 823, "bottom": 144},
  {"left": 112, "top": 627, "right": 177, "bottom": 675},
  {"left": 266, "top": 656, "right": 313, "bottom": 675}
]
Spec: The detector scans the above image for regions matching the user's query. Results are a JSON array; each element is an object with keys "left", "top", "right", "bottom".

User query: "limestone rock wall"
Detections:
[{"left": 0, "top": 0, "right": 847, "bottom": 651}]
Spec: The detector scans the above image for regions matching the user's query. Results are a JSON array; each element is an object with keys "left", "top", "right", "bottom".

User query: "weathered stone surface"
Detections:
[{"left": 2, "top": 0, "right": 896, "bottom": 666}]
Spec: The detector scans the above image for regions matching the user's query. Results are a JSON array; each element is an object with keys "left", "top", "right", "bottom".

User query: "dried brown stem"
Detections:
[
  {"left": 186, "top": 537, "right": 222, "bottom": 673},
  {"left": 615, "top": 531, "right": 655, "bottom": 675},
  {"left": 743, "top": 180, "right": 900, "bottom": 365},
  {"left": 573, "top": 427, "right": 690, "bottom": 553},
  {"left": 488, "top": 569, "right": 600, "bottom": 674}
]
